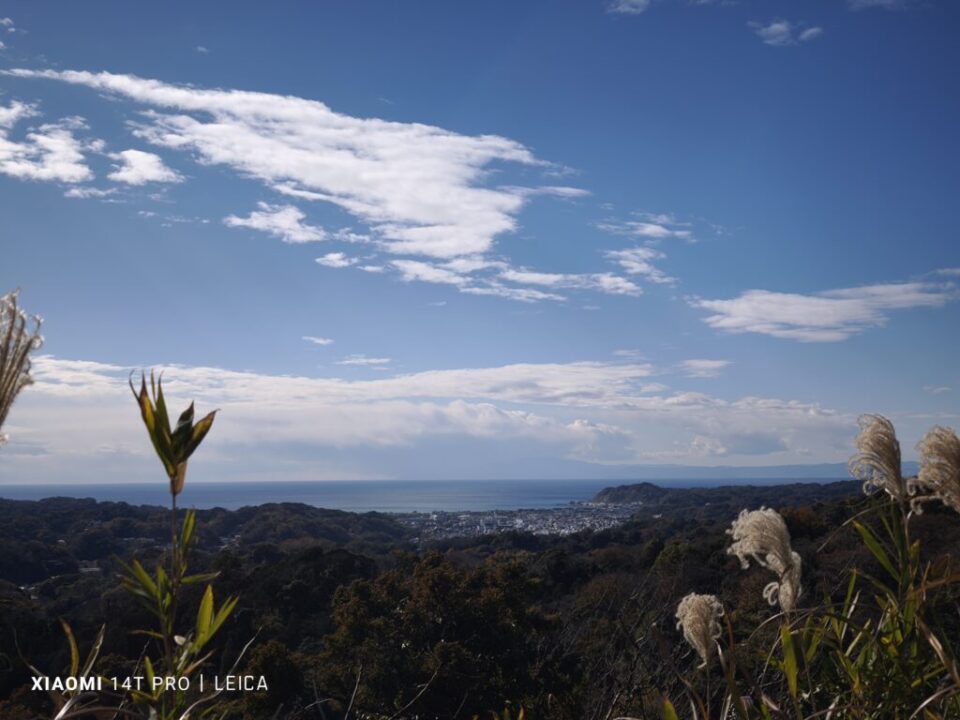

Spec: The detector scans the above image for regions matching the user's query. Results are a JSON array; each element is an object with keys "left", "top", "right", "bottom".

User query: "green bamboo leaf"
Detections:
[
  {"left": 153, "top": 372, "right": 170, "bottom": 438},
  {"left": 81, "top": 625, "right": 105, "bottom": 677},
  {"left": 804, "top": 617, "right": 826, "bottom": 663},
  {"left": 854, "top": 521, "right": 898, "bottom": 580},
  {"left": 182, "top": 571, "right": 220, "bottom": 585},
  {"left": 197, "top": 585, "right": 214, "bottom": 641},
  {"left": 128, "top": 559, "right": 159, "bottom": 599},
  {"left": 132, "top": 375, "right": 154, "bottom": 434},
  {"left": 780, "top": 624, "right": 799, "bottom": 700},
  {"left": 209, "top": 595, "right": 238, "bottom": 638},
  {"left": 132, "top": 374, "right": 176, "bottom": 478},
  {"left": 172, "top": 401, "right": 195, "bottom": 454},
  {"left": 181, "top": 509, "right": 197, "bottom": 548},
  {"left": 59, "top": 618, "right": 80, "bottom": 678},
  {"left": 130, "top": 630, "right": 165, "bottom": 641},
  {"left": 662, "top": 699, "right": 681, "bottom": 720},
  {"left": 184, "top": 410, "right": 217, "bottom": 459},
  {"left": 144, "top": 655, "right": 156, "bottom": 697}
]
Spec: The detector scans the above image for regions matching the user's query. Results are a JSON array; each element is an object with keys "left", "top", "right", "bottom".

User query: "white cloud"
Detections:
[
  {"left": 385, "top": 258, "right": 639, "bottom": 301},
  {"left": 6, "top": 68, "right": 576, "bottom": 260},
  {"left": 608, "top": 0, "right": 651, "bottom": 14},
  {"left": 107, "top": 149, "right": 182, "bottom": 185},
  {"left": 597, "top": 219, "right": 692, "bottom": 241},
  {"left": 499, "top": 268, "right": 643, "bottom": 296},
  {"left": 195, "top": 45, "right": 210, "bottom": 54},
  {"left": 224, "top": 202, "right": 327, "bottom": 243},
  {"left": 923, "top": 385, "right": 952, "bottom": 395},
  {"left": 1, "top": 356, "right": 862, "bottom": 483},
  {"left": 590, "top": 274, "right": 643, "bottom": 296},
  {"left": 692, "top": 282, "right": 955, "bottom": 342},
  {"left": 0, "top": 101, "right": 93, "bottom": 183},
  {"left": 302, "top": 336, "right": 334, "bottom": 346},
  {"left": 337, "top": 354, "right": 392, "bottom": 366},
  {"left": 461, "top": 283, "right": 566, "bottom": 303},
  {"left": 798, "top": 27, "right": 824, "bottom": 42},
  {"left": 443, "top": 256, "right": 506, "bottom": 274},
  {"left": 500, "top": 185, "right": 591, "bottom": 199},
  {"left": 393, "top": 259, "right": 470, "bottom": 286},
  {"left": 6, "top": 69, "right": 663, "bottom": 305},
  {"left": 749, "top": 20, "right": 823, "bottom": 47},
  {"left": 680, "top": 359, "right": 731, "bottom": 378},
  {"left": 597, "top": 213, "right": 690, "bottom": 288},
  {"left": 936, "top": 268, "right": 960, "bottom": 277},
  {"left": 316, "top": 252, "right": 357, "bottom": 268},
  {"left": 64, "top": 186, "right": 118, "bottom": 199},
  {"left": 604, "top": 247, "right": 674, "bottom": 284}
]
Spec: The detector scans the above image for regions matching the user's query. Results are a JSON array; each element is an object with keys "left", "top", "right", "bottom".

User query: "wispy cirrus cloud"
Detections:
[
  {"left": 4, "top": 68, "right": 558, "bottom": 259},
  {"left": 302, "top": 336, "right": 334, "bottom": 346},
  {"left": 499, "top": 268, "right": 642, "bottom": 296},
  {"left": 64, "top": 186, "right": 118, "bottom": 199},
  {"left": 604, "top": 247, "right": 674, "bottom": 285},
  {"left": 597, "top": 213, "right": 693, "bottom": 242},
  {"left": 107, "top": 149, "right": 182, "bottom": 185},
  {"left": 749, "top": 20, "right": 823, "bottom": 47},
  {"left": 608, "top": 0, "right": 651, "bottom": 15},
  {"left": 597, "top": 212, "right": 692, "bottom": 286},
  {"left": 692, "top": 282, "right": 955, "bottom": 342},
  {"left": 0, "top": 16, "right": 20, "bottom": 35},
  {"left": 680, "top": 359, "right": 731, "bottom": 378},
  {"left": 337, "top": 354, "right": 392, "bottom": 367},
  {"left": 4, "top": 68, "right": 654, "bottom": 304},
  {"left": 385, "top": 258, "right": 643, "bottom": 300}
]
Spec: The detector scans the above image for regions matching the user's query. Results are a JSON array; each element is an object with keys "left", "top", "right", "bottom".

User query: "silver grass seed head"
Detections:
[
  {"left": 675, "top": 592, "right": 724, "bottom": 668},
  {"left": 727, "top": 507, "right": 802, "bottom": 612},
  {"left": 0, "top": 289, "right": 44, "bottom": 446},
  {"left": 849, "top": 414, "right": 907, "bottom": 502},
  {"left": 910, "top": 426, "right": 960, "bottom": 515}
]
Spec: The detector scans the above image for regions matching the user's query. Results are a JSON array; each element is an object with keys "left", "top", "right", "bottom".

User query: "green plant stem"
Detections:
[{"left": 166, "top": 491, "right": 180, "bottom": 715}]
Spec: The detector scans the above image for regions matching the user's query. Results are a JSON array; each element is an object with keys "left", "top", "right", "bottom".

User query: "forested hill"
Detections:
[{"left": 592, "top": 479, "right": 862, "bottom": 510}]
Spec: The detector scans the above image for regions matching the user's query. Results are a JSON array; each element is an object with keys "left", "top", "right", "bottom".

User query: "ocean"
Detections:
[
  {"left": 0, "top": 479, "right": 619, "bottom": 512},
  {"left": 0, "top": 477, "right": 833, "bottom": 513}
]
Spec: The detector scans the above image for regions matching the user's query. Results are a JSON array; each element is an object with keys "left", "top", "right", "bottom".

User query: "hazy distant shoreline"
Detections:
[{"left": 0, "top": 476, "right": 859, "bottom": 513}]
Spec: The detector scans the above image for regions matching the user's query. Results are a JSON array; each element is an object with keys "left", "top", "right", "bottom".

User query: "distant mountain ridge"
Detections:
[
  {"left": 582, "top": 461, "right": 919, "bottom": 482},
  {"left": 591, "top": 479, "right": 863, "bottom": 507}
]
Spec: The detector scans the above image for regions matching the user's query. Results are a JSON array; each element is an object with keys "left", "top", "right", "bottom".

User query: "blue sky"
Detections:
[{"left": 0, "top": 0, "right": 958, "bottom": 484}]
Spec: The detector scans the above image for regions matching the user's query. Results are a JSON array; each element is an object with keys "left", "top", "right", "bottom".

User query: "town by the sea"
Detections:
[{"left": 0, "top": 476, "right": 856, "bottom": 539}]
